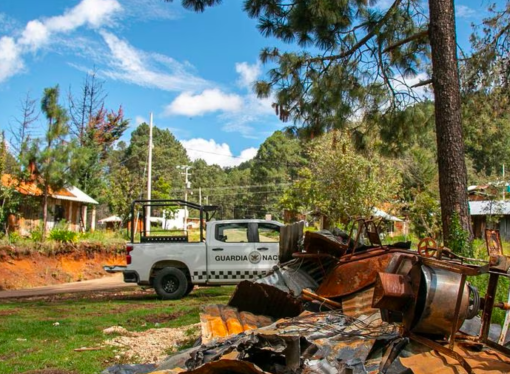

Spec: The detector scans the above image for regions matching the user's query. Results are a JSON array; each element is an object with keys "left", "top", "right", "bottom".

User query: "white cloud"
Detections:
[
  {"left": 19, "top": 0, "right": 121, "bottom": 50},
  {"left": 0, "top": 37, "right": 24, "bottom": 83},
  {"left": 19, "top": 20, "right": 50, "bottom": 50},
  {"left": 180, "top": 138, "right": 257, "bottom": 167},
  {"left": 238, "top": 147, "right": 258, "bottom": 161},
  {"left": 392, "top": 72, "right": 431, "bottom": 100},
  {"left": 165, "top": 89, "right": 243, "bottom": 116},
  {"left": 135, "top": 116, "right": 147, "bottom": 125},
  {"left": 456, "top": 5, "right": 476, "bottom": 19},
  {"left": 120, "top": 0, "right": 180, "bottom": 21},
  {"left": 99, "top": 31, "right": 210, "bottom": 92},
  {"left": 0, "top": 0, "right": 122, "bottom": 84},
  {"left": 163, "top": 61, "right": 278, "bottom": 138},
  {"left": 235, "top": 62, "right": 261, "bottom": 88},
  {"left": 0, "top": 13, "right": 19, "bottom": 33}
]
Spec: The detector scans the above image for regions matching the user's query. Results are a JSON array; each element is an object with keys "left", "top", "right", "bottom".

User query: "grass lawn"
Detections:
[{"left": 0, "top": 286, "right": 234, "bottom": 374}]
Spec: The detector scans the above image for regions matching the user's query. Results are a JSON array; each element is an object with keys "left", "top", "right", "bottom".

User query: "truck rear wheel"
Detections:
[{"left": 154, "top": 267, "right": 188, "bottom": 300}]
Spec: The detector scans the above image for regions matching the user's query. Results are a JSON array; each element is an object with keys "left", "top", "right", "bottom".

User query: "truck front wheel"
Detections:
[{"left": 154, "top": 267, "right": 188, "bottom": 300}]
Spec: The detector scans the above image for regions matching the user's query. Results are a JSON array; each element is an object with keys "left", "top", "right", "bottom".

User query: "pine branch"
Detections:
[
  {"left": 307, "top": 0, "right": 403, "bottom": 64},
  {"left": 411, "top": 79, "right": 432, "bottom": 88},
  {"left": 382, "top": 29, "right": 429, "bottom": 54}
]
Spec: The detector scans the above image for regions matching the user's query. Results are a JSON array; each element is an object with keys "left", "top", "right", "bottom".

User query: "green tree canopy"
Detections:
[
  {"left": 250, "top": 131, "right": 306, "bottom": 219},
  {"left": 24, "top": 86, "right": 76, "bottom": 236},
  {"left": 105, "top": 123, "right": 190, "bottom": 221},
  {"left": 282, "top": 130, "right": 401, "bottom": 226}
]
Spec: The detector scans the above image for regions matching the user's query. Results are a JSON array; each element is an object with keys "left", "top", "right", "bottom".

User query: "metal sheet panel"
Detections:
[
  {"left": 399, "top": 341, "right": 510, "bottom": 374},
  {"left": 228, "top": 280, "right": 303, "bottom": 319},
  {"left": 317, "top": 253, "right": 395, "bottom": 298},
  {"left": 200, "top": 305, "right": 273, "bottom": 344}
]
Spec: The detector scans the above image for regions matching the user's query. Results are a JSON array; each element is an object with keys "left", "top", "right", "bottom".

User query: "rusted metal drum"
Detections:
[{"left": 407, "top": 266, "right": 470, "bottom": 336}]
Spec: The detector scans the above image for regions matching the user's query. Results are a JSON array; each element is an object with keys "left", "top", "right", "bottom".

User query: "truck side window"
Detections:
[
  {"left": 215, "top": 223, "right": 249, "bottom": 243},
  {"left": 258, "top": 223, "right": 280, "bottom": 242}
]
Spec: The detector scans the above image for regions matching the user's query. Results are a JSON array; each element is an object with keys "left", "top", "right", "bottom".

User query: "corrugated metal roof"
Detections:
[
  {"left": 200, "top": 305, "right": 273, "bottom": 344},
  {"left": 469, "top": 200, "right": 510, "bottom": 215},
  {"left": 1, "top": 174, "right": 98, "bottom": 204},
  {"left": 53, "top": 185, "right": 98, "bottom": 205},
  {"left": 1, "top": 174, "right": 74, "bottom": 197},
  {"left": 373, "top": 208, "right": 403, "bottom": 222}
]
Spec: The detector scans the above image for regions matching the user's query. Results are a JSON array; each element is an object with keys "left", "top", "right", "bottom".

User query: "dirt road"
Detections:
[{"left": 0, "top": 273, "right": 136, "bottom": 299}]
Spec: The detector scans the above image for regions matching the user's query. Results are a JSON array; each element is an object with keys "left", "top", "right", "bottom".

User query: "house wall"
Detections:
[
  {"left": 499, "top": 217, "right": 510, "bottom": 241},
  {"left": 471, "top": 215, "right": 510, "bottom": 241},
  {"left": 16, "top": 198, "right": 88, "bottom": 235}
]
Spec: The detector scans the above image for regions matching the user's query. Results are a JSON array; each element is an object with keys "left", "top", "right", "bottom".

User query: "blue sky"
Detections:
[{"left": 0, "top": 0, "right": 501, "bottom": 167}]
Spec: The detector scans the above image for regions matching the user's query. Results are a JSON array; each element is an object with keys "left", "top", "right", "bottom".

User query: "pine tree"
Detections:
[{"left": 24, "top": 86, "right": 76, "bottom": 237}]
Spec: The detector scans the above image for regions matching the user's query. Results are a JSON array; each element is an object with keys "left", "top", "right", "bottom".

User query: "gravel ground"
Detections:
[{"left": 103, "top": 324, "right": 201, "bottom": 364}]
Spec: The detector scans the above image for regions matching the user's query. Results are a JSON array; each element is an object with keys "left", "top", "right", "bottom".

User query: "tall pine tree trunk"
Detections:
[{"left": 428, "top": 0, "right": 473, "bottom": 245}]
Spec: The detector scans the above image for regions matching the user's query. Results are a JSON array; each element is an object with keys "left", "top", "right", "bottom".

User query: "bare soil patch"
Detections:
[
  {"left": 103, "top": 324, "right": 201, "bottom": 364},
  {"left": 0, "top": 249, "right": 125, "bottom": 291}
]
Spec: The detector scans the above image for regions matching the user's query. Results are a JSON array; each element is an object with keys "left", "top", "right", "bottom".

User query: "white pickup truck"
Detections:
[{"left": 104, "top": 200, "right": 283, "bottom": 300}]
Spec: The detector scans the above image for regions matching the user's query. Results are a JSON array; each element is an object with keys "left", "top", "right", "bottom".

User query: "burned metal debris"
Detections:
[{"left": 153, "top": 221, "right": 510, "bottom": 374}]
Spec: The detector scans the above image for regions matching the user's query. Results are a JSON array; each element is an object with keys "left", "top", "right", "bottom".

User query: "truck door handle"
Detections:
[
  {"left": 257, "top": 247, "right": 269, "bottom": 251},
  {"left": 212, "top": 248, "right": 224, "bottom": 251}
]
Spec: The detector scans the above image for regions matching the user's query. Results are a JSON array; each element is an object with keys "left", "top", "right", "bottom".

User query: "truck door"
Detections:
[
  {"left": 206, "top": 222, "right": 260, "bottom": 284},
  {"left": 256, "top": 222, "right": 281, "bottom": 269}
]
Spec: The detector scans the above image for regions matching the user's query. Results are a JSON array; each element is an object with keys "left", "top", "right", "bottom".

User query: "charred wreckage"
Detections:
[{"left": 150, "top": 220, "right": 510, "bottom": 374}]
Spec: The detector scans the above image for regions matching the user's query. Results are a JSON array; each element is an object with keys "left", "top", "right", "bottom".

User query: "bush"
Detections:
[
  {"left": 49, "top": 221, "right": 78, "bottom": 243},
  {"left": 30, "top": 227, "right": 44, "bottom": 242},
  {"left": 8, "top": 231, "right": 21, "bottom": 244}
]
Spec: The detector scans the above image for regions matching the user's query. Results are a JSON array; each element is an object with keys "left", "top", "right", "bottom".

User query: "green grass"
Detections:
[{"left": 0, "top": 286, "right": 234, "bottom": 374}]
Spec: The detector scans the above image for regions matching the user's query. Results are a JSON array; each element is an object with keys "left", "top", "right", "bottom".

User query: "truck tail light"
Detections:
[{"left": 126, "top": 244, "right": 133, "bottom": 265}]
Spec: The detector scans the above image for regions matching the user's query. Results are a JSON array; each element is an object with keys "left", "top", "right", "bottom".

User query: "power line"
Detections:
[
  {"left": 170, "top": 182, "right": 293, "bottom": 194},
  {"left": 185, "top": 147, "right": 305, "bottom": 166}
]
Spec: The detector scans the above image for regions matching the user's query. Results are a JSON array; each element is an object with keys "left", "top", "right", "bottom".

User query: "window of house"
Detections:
[{"left": 54, "top": 205, "right": 65, "bottom": 222}]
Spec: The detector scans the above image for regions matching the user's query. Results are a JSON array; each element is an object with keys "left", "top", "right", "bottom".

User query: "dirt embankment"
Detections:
[{"left": 0, "top": 243, "right": 126, "bottom": 290}]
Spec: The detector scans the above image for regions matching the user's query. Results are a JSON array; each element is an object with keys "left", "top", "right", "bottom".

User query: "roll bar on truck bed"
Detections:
[{"left": 129, "top": 199, "right": 219, "bottom": 243}]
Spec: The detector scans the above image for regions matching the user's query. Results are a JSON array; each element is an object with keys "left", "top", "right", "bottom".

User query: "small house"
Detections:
[
  {"left": 1, "top": 174, "right": 98, "bottom": 235},
  {"left": 469, "top": 200, "right": 510, "bottom": 240}
]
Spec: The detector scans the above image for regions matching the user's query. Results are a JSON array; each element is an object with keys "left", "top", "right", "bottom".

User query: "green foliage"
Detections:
[
  {"left": 30, "top": 226, "right": 44, "bottom": 242},
  {"left": 187, "top": 159, "right": 226, "bottom": 215},
  {"left": 7, "top": 231, "right": 21, "bottom": 244},
  {"left": 21, "top": 86, "right": 76, "bottom": 236},
  {"left": 78, "top": 229, "right": 126, "bottom": 245},
  {"left": 66, "top": 72, "right": 129, "bottom": 202},
  {"left": 249, "top": 131, "right": 306, "bottom": 219},
  {"left": 246, "top": 0, "right": 429, "bottom": 137},
  {"left": 49, "top": 221, "right": 78, "bottom": 243},
  {"left": 105, "top": 123, "right": 189, "bottom": 221},
  {"left": 282, "top": 131, "right": 401, "bottom": 226},
  {"left": 462, "top": 91, "right": 510, "bottom": 176},
  {"left": 409, "top": 190, "right": 441, "bottom": 239},
  {"left": 447, "top": 212, "right": 472, "bottom": 257}
]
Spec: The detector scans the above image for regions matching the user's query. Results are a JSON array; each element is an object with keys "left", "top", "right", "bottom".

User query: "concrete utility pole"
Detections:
[{"left": 146, "top": 113, "right": 153, "bottom": 234}]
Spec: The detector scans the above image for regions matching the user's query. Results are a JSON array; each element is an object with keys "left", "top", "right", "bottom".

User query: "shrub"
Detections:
[
  {"left": 30, "top": 227, "right": 44, "bottom": 242},
  {"left": 49, "top": 221, "right": 78, "bottom": 243},
  {"left": 8, "top": 231, "right": 20, "bottom": 244}
]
